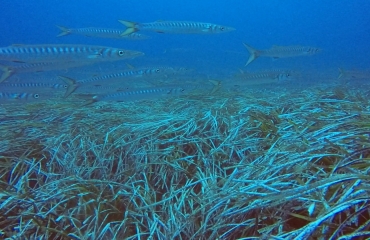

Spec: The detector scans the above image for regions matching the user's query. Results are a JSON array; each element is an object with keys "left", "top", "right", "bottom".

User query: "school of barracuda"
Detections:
[{"left": 0, "top": 19, "right": 326, "bottom": 105}]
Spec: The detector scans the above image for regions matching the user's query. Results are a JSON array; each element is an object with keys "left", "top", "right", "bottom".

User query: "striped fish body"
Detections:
[
  {"left": 119, "top": 20, "right": 235, "bottom": 35},
  {"left": 0, "top": 61, "right": 96, "bottom": 83},
  {"left": 59, "top": 67, "right": 176, "bottom": 98},
  {"left": 0, "top": 82, "right": 67, "bottom": 91},
  {"left": 240, "top": 72, "right": 286, "bottom": 81},
  {"left": 243, "top": 43, "right": 321, "bottom": 66},
  {"left": 86, "top": 86, "right": 185, "bottom": 104},
  {"left": 0, "top": 44, "right": 144, "bottom": 63},
  {"left": 0, "top": 92, "right": 41, "bottom": 101},
  {"left": 233, "top": 70, "right": 292, "bottom": 86},
  {"left": 338, "top": 68, "right": 370, "bottom": 80},
  {"left": 260, "top": 45, "right": 321, "bottom": 58},
  {"left": 56, "top": 26, "right": 150, "bottom": 40},
  {"left": 78, "top": 67, "right": 175, "bottom": 85}
]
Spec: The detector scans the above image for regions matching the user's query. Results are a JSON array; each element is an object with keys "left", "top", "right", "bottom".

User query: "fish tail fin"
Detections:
[
  {"left": 208, "top": 79, "right": 222, "bottom": 94},
  {"left": 81, "top": 96, "right": 98, "bottom": 107},
  {"left": 243, "top": 43, "right": 259, "bottom": 66},
  {"left": 338, "top": 68, "right": 344, "bottom": 79},
  {"left": 58, "top": 76, "right": 78, "bottom": 98},
  {"left": 0, "top": 64, "right": 14, "bottom": 83},
  {"left": 118, "top": 20, "right": 138, "bottom": 36},
  {"left": 56, "top": 25, "right": 71, "bottom": 37}
]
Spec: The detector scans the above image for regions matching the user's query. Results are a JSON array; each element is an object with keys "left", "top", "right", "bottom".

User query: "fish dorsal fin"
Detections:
[
  {"left": 155, "top": 20, "right": 165, "bottom": 22},
  {"left": 88, "top": 49, "right": 103, "bottom": 59},
  {"left": 10, "top": 44, "right": 25, "bottom": 47}
]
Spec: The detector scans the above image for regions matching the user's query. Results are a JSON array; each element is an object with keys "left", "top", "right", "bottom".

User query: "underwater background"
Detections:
[{"left": 1, "top": 0, "right": 370, "bottom": 239}]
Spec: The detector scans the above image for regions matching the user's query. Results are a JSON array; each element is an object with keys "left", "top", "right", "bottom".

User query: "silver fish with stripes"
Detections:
[
  {"left": 0, "top": 82, "right": 68, "bottom": 90},
  {"left": 338, "top": 68, "right": 370, "bottom": 80},
  {"left": 233, "top": 70, "right": 293, "bottom": 86},
  {"left": 83, "top": 86, "right": 186, "bottom": 105},
  {"left": 0, "top": 44, "right": 144, "bottom": 63},
  {"left": 0, "top": 61, "right": 96, "bottom": 83},
  {"left": 243, "top": 43, "right": 321, "bottom": 66},
  {"left": 59, "top": 67, "right": 177, "bottom": 98},
  {"left": 119, "top": 20, "right": 235, "bottom": 35},
  {"left": 56, "top": 25, "right": 151, "bottom": 40},
  {"left": 0, "top": 92, "right": 41, "bottom": 101}
]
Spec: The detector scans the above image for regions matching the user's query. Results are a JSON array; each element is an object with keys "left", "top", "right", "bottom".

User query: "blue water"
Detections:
[{"left": 0, "top": 0, "right": 369, "bottom": 77}]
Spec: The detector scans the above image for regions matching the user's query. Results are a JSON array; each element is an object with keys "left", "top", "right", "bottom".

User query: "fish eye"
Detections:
[
  {"left": 220, "top": 27, "right": 225, "bottom": 31},
  {"left": 155, "top": 69, "right": 160, "bottom": 73},
  {"left": 118, "top": 50, "right": 124, "bottom": 56},
  {"left": 63, "top": 85, "right": 68, "bottom": 88},
  {"left": 34, "top": 94, "right": 40, "bottom": 99}
]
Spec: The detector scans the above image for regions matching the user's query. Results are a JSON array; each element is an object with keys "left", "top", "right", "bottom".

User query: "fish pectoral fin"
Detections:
[
  {"left": 125, "top": 62, "right": 135, "bottom": 69},
  {"left": 155, "top": 31, "right": 165, "bottom": 33},
  {"left": 12, "top": 60, "right": 27, "bottom": 63},
  {"left": 88, "top": 50, "right": 103, "bottom": 59}
]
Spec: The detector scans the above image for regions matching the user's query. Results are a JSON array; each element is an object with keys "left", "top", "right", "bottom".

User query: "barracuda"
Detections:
[
  {"left": 0, "top": 82, "right": 68, "bottom": 90},
  {"left": 338, "top": 68, "right": 370, "bottom": 80},
  {"left": 0, "top": 61, "right": 96, "bottom": 83},
  {"left": 59, "top": 67, "right": 177, "bottom": 98},
  {"left": 0, "top": 91, "right": 40, "bottom": 101},
  {"left": 119, "top": 20, "right": 235, "bottom": 35},
  {"left": 0, "top": 44, "right": 144, "bottom": 63},
  {"left": 82, "top": 86, "right": 186, "bottom": 106},
  {"left": 243, "top": 43, "right": 321, "bottom": 66},
  {"left": 56, "top": 25, "right": 151, "bottom": 40}
]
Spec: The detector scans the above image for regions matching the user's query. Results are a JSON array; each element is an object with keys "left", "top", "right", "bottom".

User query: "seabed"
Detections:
[{"left": 0, "top": 80, "right": 370, "bottom": 239}]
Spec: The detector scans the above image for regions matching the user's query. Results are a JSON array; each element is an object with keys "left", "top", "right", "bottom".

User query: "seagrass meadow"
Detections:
[{"left": 1, "top": 80, "right": 370, "bottom": 239}]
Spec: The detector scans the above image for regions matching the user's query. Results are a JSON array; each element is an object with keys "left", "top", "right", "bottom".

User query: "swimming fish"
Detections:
[
  {"left": 0, "top": 61, "right": 96, "bottom": 83},
  {"left": 235, "top": 70, "right": 292, "bottom": 82},
  {"left": 119, "top": 20, "right": 235, "bottom": 35},
  {"left": 82, "top": 86, "right": 186, "bottom": 106},
  {"left": 0, "top": 44, "right": 144, "bottom": 63},
  {"left": 0, "top": 91, "right": 40, "bottom": 101},
  {"left": 0, "top": 81, "right": 68, "bottom": 90},
  {"left": 56, "top": 25, "right": 151, "bottom": 40},
  {"left": 243, "top": 43, "right": 321, "bottom": 66},
  {"left": 338, "top": 68, "right": 370, "bottom": 80},
  {"left": 208, "top": 79, "right": 222, "bottom": 94},
  {"left": 59, "top": 67, "right": 177, "bottom": 98}
]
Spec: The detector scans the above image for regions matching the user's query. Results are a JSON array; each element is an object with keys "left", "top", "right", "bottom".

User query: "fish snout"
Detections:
[
  {"left": 117, "top": 49, "right": 144, "bottom": 58},
  {"left": 219, "top": 26, "right": 235, "bottom": 32}
]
